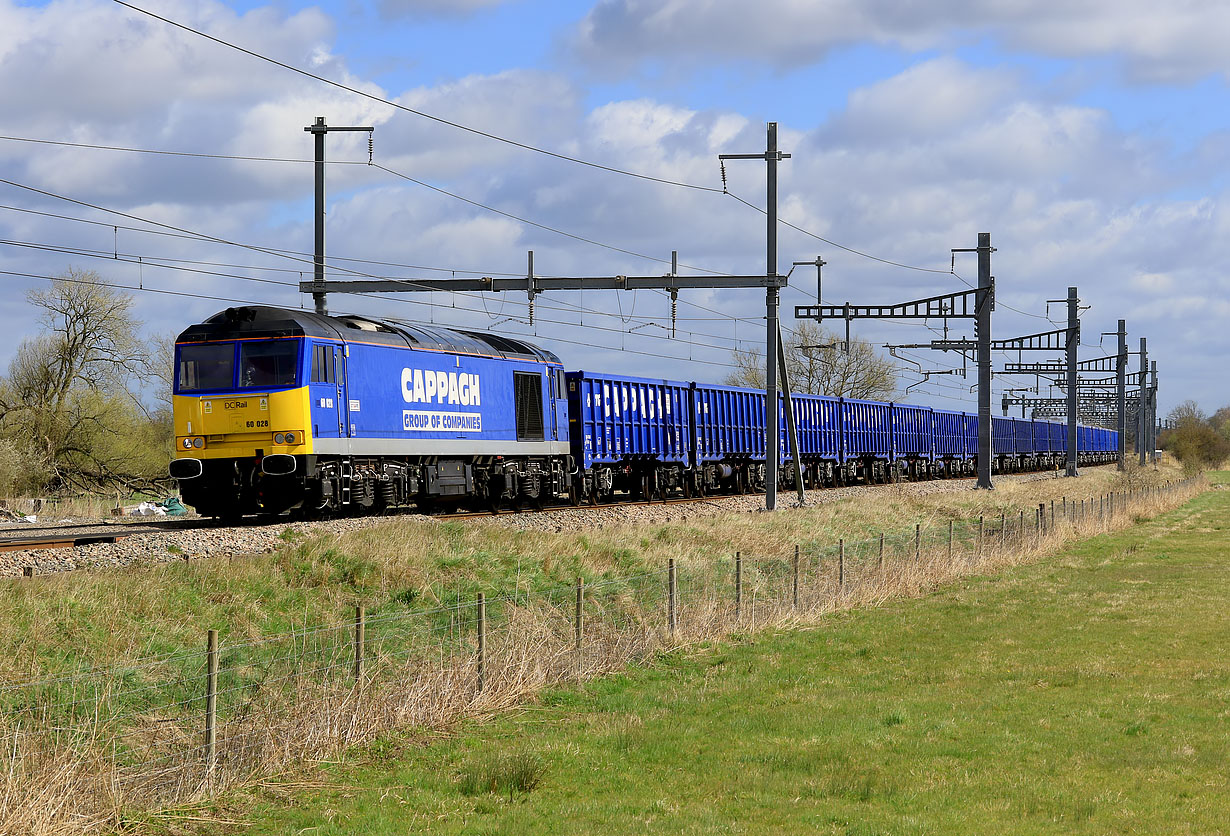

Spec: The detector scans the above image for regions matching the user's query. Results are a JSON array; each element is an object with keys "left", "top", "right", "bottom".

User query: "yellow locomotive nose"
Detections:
[{"left": 173, "top": 390, "right": 312, "bottom": 459}]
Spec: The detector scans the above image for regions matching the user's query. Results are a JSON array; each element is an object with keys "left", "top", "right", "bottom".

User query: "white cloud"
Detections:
[
  {"left": 573, "top": 0, "right": 1230, "bottom": 83},
  {"left": 0, "top": 3, "right": 1225, "bottom": 415}
]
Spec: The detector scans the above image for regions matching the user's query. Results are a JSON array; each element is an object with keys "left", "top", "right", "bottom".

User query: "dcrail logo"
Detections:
[{"left": 401, "top": 369, "right": 481, "bottom": 406}]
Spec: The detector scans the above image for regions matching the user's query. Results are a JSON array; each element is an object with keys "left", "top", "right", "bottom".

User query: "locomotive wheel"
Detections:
[{"left": 485, "top": 485, "right": 505, "bottom": 514}]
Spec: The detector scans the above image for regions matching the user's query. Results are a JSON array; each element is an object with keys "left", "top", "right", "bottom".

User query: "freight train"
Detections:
[{"left": 168, "top": 306, "right": 1119, "bottom": 518}]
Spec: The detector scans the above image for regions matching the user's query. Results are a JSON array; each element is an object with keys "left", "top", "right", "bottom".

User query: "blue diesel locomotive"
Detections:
[
  {"left": 169, "top": 306, "right": 570, "bottom": 517},
  {"left": 169, "top": 307, "right": 1119, "bottom": 517}
]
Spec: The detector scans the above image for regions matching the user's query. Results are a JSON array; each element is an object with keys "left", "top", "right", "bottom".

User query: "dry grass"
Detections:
[
  {"left": 0, "top": 462, "right": 1203, "bottom": 836},
  {"left": 0, "top": 492, "right": 164, "bottom": 520}
]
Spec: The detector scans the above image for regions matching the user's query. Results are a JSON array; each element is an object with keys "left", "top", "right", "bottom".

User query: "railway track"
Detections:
[
  {"left": 0, "top": 466, "right": 1083, "bottom": 555},
  {"left": 432, "top": 470, "right": 1029, "bottom": 519},
  {"left": 0, "top": 531, "right": 137, "bottom": 553},
  {"left": 0, "top": 515, "right": 271, "bottom": 554},
  {"left": 436, "top": 493, "right": 739, "bottom": 519}
]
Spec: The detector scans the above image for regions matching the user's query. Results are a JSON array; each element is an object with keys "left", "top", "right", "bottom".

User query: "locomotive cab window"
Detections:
[
  {"left": 310, "top": 344, "right": 335, "bottom": 384},
  {"left": 238, "top": 341, "right": 299, "bottom": 389},
  {"left": 177, "top": 343, "right": 234, "bottom": 392},
  {"left": 514, "top": 371, "right": 544, "bottom": 441}
]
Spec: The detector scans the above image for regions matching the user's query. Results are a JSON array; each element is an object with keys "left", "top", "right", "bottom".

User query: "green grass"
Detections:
[
  {"left": 3, "top": 465, "right": 1173, "bottom": 728},
  {"left": 221, "top": 473, "right": 1230, "bottom": 835}
]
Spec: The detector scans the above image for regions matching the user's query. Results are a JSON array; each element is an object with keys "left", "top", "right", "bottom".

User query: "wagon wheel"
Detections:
[
  {"left": 567, "top": 482, "right": 581, "bottom": 506},
  {"left": 682, "top": 478, "right": 693, "bottom": 499},
  {"left": 588, "top": 486, "right": 600, "bottom": 506}
]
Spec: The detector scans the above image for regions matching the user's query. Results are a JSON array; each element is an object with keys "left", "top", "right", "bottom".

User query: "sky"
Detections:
[{"left": 2, "top": 0, "right": 1228, "bottom": 420}]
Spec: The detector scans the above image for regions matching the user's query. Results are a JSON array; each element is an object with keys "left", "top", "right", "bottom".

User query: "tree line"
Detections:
[
  {"left": 1159, "top": 400, "right": 1230, "bottom": 472},
  {"left": 0, "top": 269, "right": 172, "bottom": 497}
]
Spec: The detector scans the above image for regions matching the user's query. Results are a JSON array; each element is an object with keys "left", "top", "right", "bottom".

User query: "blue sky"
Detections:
[{"left": 2, "top": 0, "right": 1229, "bottom": 417}]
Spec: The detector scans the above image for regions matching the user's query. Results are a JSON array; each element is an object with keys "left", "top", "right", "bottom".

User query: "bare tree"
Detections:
[
  {"left": 727, "top": 320, "right": 897, "bottom": 399},
  {"left": 0, "top": 268, "right": 165, "bottom": 492}
]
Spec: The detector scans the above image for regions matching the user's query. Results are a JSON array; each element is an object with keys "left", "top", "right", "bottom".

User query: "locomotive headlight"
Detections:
[
  {"left": 274, "top": 433, "right": 286, "bottom": 445},
  {"left": 284, "top": 432, "right": 296, "bottom": 444},
  {"left": 182, "top": 438, "right": 193, "bottom": 450},
  {"left": 192, "top": 437, "right": 204, "bottom": 449}
]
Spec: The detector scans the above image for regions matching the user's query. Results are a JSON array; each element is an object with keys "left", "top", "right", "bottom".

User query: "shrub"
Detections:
[{"left": 0, "top": 438, "right": 49, "bottom": 497}]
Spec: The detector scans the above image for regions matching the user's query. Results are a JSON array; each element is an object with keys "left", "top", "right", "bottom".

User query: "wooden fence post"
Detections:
[
  {"left": 1050, "top": 499, "right": 1055, "bottom": 529},
  {"left": 476, "top": 593, "right": 486, "bottom": 692},
  {"left": 575, "top": 577, "right": 584, "bottom": 653},
  {"left": 353, "top": 605, "right": 365, "bottom": 684},
  {"left": 735, "top": 552, "right": 742, "bottom": 622},
  {"left": 878, "top": 533, "right": 884, "bottom": 573},
  {"left": 838, "top": 539, "right": 845, "bottom": 594},
  {"left": 792, "top": 545, "right": 799, "bottom": 611},
  {"left": 668, "top": 559, "right": 677, "bottom": 635},
  {"left": 204, "top": 628, "right": 218, "bottom": 773},
  {"left": 977, "top": 516, "right": 984, "bottom": 558}
]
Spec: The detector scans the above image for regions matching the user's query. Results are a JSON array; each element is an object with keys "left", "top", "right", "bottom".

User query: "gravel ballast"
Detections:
[{"left": 0, "top": 472, "right": 1064, "bottom": 578}]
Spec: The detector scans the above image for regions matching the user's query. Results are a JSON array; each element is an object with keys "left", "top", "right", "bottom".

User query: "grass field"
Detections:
[
  {"left": 0, "top": 463, "right": 1173, "bottom": 687},
  {"left": 223, "top": 472, "right": 1230, "bottom": 836}
]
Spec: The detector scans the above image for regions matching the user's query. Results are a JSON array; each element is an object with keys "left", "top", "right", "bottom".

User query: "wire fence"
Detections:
[{"left": 0, "top": 477, "right": 1202, "bottom": 834}]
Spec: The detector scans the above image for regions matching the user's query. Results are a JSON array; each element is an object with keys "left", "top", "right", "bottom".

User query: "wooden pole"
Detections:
[
  {"left": 838, "top": 539, "right": 845, "bottom": 593},
  {"left": 476, "top": 593, "right": 486, "bottom": 692},
  {"left": 792, "top": 545, "right": 799, "bottom": 611},
  {"left": 575, "top": 577, "right": 584, "bottom": 652},
  {"left": 353, "top": 605, "right": 365, "bottom": 684},
  {"left": 878, "top": 533, "right": 884, "bottom": 572},
  {"left": 204, "top": 628, "right": 218, "bottom": 772},
  {"left": 735, "top": 552, "right": 742, "bottom": 622},
  {"left": 947, "top": 520, "right": 953, "bottom": 561},
  {"left": 668, "top": 559, "right": 677, "bottom": 635},
  {"left": 977, "top": 515, "right": 984, "bottom": 557},
  {"left": 914, "top": 524, "right": 921, "bottom": 563}
]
